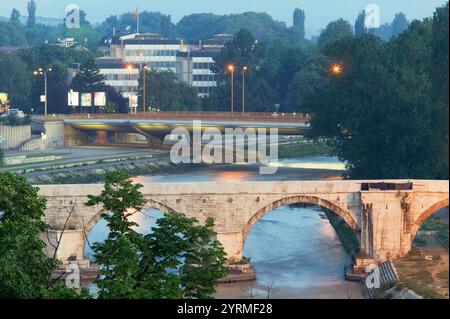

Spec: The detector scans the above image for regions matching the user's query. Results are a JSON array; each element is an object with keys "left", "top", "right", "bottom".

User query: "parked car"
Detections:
[{"left": 0, "top": 109, "right": 25, "bottom": 118}]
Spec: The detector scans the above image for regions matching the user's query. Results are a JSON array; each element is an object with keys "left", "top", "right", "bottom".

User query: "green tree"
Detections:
[
  {"left": 27, "top": 0, "right": 37, "bottom": 28},
  {"left": 293, "top": 8, "right": 306, "bottom": 41},
  {"left": 0, "top": 21, "right": 28, "bottom": 46},
  {"left": 160, "top": 15, "right": 171, "bottom": 38},
  {"left": 318, "top": 19, "right": 354, "bottom": 47},
  {"left": 140, "top": 212, "right": 228, "bottom": 299},
  {"left": 10, "top": 9, "right": 21, "bottom": 25},
  {"left": 307, "top": 13, "right": 446, "bottom": 179},
  {"left": 87, "top": 172, "right": 228, "bottom": 299},
  {"left": 0, "top": 148, "right": 4, "bottom": 167},
  {"left": 143, "top": 70, "right": 200, "bottom": 111},
  {"left": 86, "top": 171, "right": 146, "bottom": 299},
  {"left": 430, "top": 3, "right": 449, "bottom": 179},
  {"left": 391, "top": 12, "right": 409, "bottom": 37},
  {"left": 0, "top": 52, "right": 31, "bottom": 108},
  {"left": 71, "top": 58, "right": 105, "bottom": 92},
  {"left": 47, "top": 61, "right": 70, "bottom": 114},
  {"left": 0, "top": 173, "right": 89, "bottom": 299},
  {"left": 355, "top": 11, "right": 367, "bottom": 36}
]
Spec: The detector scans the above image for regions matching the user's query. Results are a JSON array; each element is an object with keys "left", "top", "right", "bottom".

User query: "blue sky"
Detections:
[{"left": 1, "top": 0, "right": 447, "bottom": 36}]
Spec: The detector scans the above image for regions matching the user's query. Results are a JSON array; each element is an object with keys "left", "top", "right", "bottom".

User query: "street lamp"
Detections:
[
  {"left": 126, "top": 64, "right": 135, "bottom": 114},
  {"left": 142, "top": 65, "right": 150, "bottom": 114},
  {"left": 242, "top": 66, "right": 248, "bottom": 115},
  {"left": 330, "top": 63, "right": 343, "bottom": 75},
  {"left": 33, "top": 67, "right": 52, "bottom": 116},
  {"left": 227, "top": 64, "right": 234, "bottom": 115}
]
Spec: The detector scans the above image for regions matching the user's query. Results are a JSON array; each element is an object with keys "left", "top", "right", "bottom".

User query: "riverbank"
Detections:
[
  {"left": 278, "top": 141, "right": 333, "bottom": 159},
  {"left": 26, "top": 159, "right": 207, "bottom": 184},
  {"left": 393, "top": 209, "right": 449, "bottom": 299},
  {"left": 20, "top": 141, "right": 336, "bottom": 185}
]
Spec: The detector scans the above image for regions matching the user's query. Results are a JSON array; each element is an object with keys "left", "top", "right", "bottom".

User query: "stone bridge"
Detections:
[{"left": 38, "top": 180, "right": 449, "bottom": 266}]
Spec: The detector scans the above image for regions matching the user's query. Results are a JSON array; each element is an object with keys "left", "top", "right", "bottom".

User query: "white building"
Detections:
[
  {"left": 93, "top": 33, "right": 233, "bottom": 98},
  {"left": 109, "top": 33, "right": 201, "bottom": 73},
  {"left": 177, "top": 49, "right": 220, "bottom": 97}
]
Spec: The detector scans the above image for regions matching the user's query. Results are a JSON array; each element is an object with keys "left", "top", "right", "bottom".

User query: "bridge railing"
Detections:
[{"left": 34, "top": 112, "right": 310, "bottom": 124}]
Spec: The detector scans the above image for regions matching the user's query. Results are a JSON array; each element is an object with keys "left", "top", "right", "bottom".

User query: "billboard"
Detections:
[
  {"left": 68, "top": 90, "right": 79, "bottom": 106},
  {"left": 81, "top": 93, "right": 92, "bottom": 107},
  {"left": 0, "top": 92, "right": 8, "bottom": 105},
  {"left": 94, "top": 92, "right": 106, "bottom": 107},
  {"left": 130, "top": 94, "right": 138, "bottom": 108}
]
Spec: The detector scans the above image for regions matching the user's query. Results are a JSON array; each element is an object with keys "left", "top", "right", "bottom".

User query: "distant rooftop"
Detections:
[{"left": 0, "top": 46, "right": 30, "bottom": 53}]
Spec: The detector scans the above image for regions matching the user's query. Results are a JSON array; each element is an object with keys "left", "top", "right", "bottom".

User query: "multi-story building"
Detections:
[
  {"left": 176, "top": 48, "right": 221, "bottom": 97},
  {"left": 109, "top": 33, "right": 201, "bottom": 73},
  {"left": 85, "top": 32, "right": 233, "bottom": 99}
]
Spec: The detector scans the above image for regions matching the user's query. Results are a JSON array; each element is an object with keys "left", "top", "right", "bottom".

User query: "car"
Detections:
[{"left": 0, "top": 109, "right": 25, "bottom": 118}]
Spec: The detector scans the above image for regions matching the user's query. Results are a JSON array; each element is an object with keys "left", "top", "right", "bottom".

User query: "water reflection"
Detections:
[{"left": 240, "top": 206, "right": 354, "bottom": 292}]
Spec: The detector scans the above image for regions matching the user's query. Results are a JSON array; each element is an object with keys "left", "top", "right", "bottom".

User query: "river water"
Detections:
[{"left": 85, "top": 156, "right": 364, "bottom": 299}]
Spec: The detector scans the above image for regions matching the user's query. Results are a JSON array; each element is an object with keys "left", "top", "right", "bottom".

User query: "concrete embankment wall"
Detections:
[{"left": 0, "top": 125, "right": 31, "bottom": 150}]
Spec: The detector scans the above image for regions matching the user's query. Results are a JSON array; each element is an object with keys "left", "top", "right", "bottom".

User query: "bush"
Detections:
[{"left": 0, "top": 115, "right": 31, "bottom": 126}]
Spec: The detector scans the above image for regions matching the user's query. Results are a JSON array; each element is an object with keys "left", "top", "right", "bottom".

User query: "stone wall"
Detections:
[
  {"left": 37, "top": 180, "right": 449, "bottom": 265},
  {"left": 0, "top": 125, "right": 31, "bottom": 150}
]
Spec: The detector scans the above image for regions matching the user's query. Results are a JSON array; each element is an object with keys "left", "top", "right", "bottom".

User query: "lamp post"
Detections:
[
  {"left": 242, "top": 66, "right": 248, "bottom": 115},
  {"left": 142, "top": 65, "right": 150, "bottom": 114},
  {"left": 227, "top": 64, "right": 235, "bottom": 115},
  {"left": 126, "top": 64, "right": 135, "bottom": 114},
  {"left": 33, "top": 68, "right": 52, "bottom": 116}
]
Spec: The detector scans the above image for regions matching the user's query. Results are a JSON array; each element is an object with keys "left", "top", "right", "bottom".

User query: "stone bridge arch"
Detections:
[
  {"left": 411, "top": 197, "right": 449, "bottom": 240},
  {"left": 84, "top": 199, "right": 179, "bottom": 240},
  {"left": 242, "top": 195, "right": 359, "bottom": 248}
]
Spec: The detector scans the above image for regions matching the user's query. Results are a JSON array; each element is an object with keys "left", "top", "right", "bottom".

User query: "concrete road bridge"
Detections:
[
  {"left": 35, "top": 112, "right": 310, "bottom": 147},
  {"left": 38, "top": 179, "right": 449, "bottom": 267}
]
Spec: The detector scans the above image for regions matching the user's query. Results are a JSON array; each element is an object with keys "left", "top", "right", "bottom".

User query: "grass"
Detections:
[
  {"left": 24, "top": 152, "right": 70, "bottom": 159},
  {"left": 394, "top": 251, "right": 447, "bottom": 299},
  {"left": 420, "top": 217, "right": 449, "bottom": 247},
  {"left": 278, "top": 142, "right": 333, "bottom": 159}
]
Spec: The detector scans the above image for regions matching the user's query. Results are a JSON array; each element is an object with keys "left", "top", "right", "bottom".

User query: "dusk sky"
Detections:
[{"left": 1, "top": 0, "right": 447, "bottom": 36}]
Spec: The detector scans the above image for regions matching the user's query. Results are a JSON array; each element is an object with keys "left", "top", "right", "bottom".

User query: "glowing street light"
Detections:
[
  {"left": 33, "top": 67, "right": 52, "bottom": 116},
  {"left": 242, "top": 66, "right": 248, "bottom": 115},
  {"left": 331, "top": 63, "right": 343, "bottom": 75}
]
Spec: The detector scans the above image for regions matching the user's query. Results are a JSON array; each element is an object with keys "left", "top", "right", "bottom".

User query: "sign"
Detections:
[
  {"left": 130, "top": 94, "right": 138, "bottom": 108},
  {"left": 0, "top": 92, "right": 8, "bottom": 105},
  {"left": 68, "top": 90, "right": 79, "bottom": 106},
  {"left": 40, "top": 95, "right": 46, "bottom": 103},
  {"left": 94, "top": 92, "right": 106, "bottom": 107},
  {"left": 81, "top": 93, "right": 92, "bottom": 107}
]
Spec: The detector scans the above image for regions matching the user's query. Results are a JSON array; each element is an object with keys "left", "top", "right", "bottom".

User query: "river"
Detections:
[{"left": 85, "top": 156, "right": 364, "bottom": 299}]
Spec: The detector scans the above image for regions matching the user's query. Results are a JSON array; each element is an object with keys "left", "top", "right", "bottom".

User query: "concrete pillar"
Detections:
[
  {"left": 41, "top": 230, "right": 87, "bottom": 264},
  {"left": 216, "top": 231, "right": 244, "bottom": 263}
]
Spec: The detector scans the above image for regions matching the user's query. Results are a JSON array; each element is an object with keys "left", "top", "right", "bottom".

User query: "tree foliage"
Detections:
[
  {"left": 318, "top": 19, "right": 354, "bottom": 47},
  {"left": 306, "top": 4, "right": 448, "bottom": 179},
  {"left": 0, "top": 173, "right": 89, "bottom": 299},
  {"left": 27, "top": 0, "right": 37, "bottom": 28},
  {"left": 87, "top": 172, "right": 228, "bottom": 299},
  {"left": 143, "top": 70, "right": 200, "bottom": 111}
]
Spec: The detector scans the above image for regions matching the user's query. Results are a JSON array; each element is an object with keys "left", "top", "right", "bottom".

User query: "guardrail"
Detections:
[{"left": 34, "top": 112, "right": 310, "bottom": 124}]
